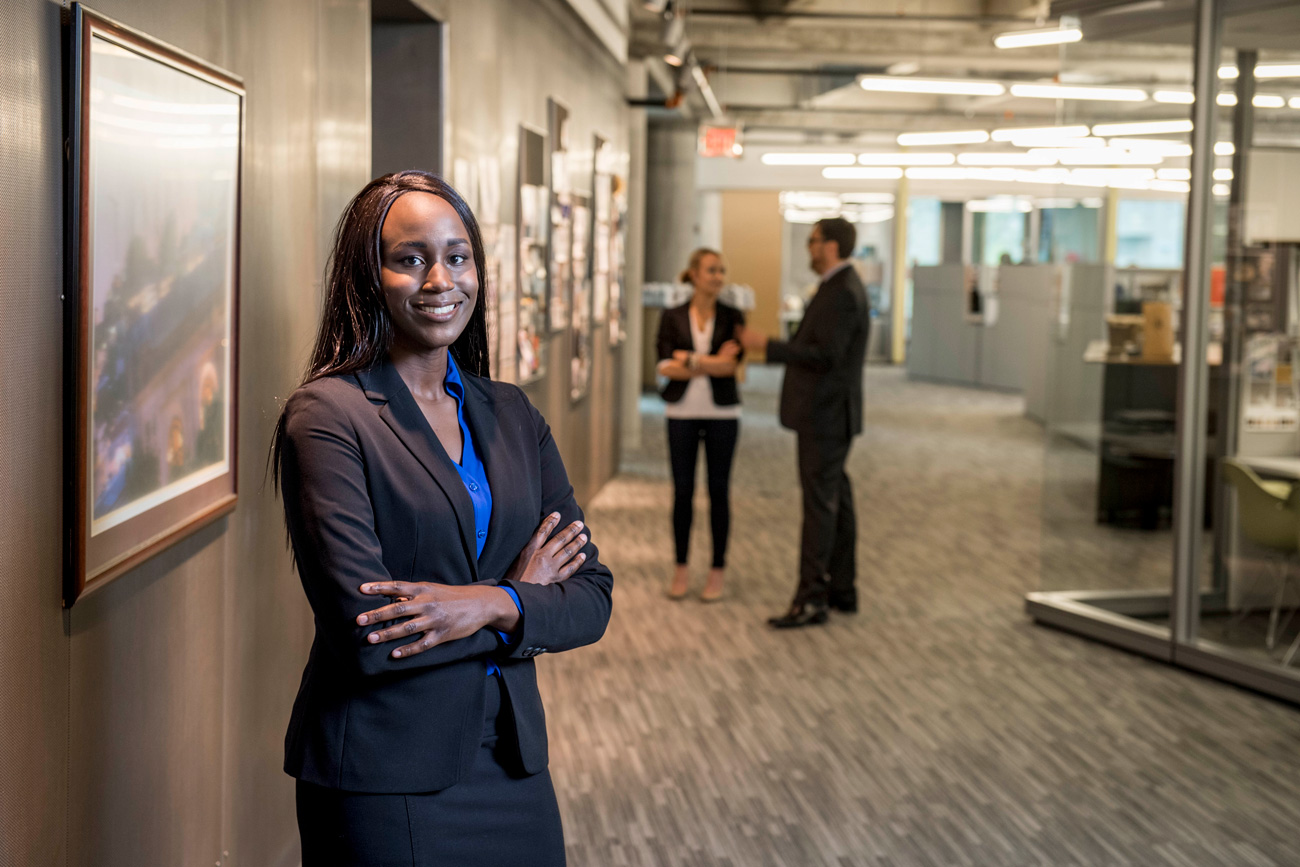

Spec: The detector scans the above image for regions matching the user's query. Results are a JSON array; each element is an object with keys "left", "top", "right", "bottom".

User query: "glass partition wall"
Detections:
[{"left": 1028, "top": 0, "right": 1300, "bottom": 702}]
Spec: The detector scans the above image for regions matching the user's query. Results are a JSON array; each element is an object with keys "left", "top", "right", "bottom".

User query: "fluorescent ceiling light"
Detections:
[
  {"left": 1148, "top": 180, "right": 1191, "bottom": 194},
  {"left": 822, "top": 167, "right": 904, "bottom": 180},
  {"left": 1218, "top": 93, "right": 1238, "bottom": 106},
  {"left": 1010, "top": 83, "right": 1147, "bottom": 102},
  {"left": 957, "top": 152, "right": 1059, "bottom": 166},
  {"left": 1031, "top": 148, "right": 1163, "bottom": 166},
  {"left": 1215, "top": 141, "right": 1235, "bottom": 155},
  {"left": 991, "top": 124, "right": 1090, "bottom": 142},
  {"left": 1109, "top": 138, "right": 1193, "bottom": 156},
  {"left": 993, "top": 27, "right": 1083, "bottom": 49},
  {"left": 780, "top": 192, "right": 843, "bottom": 210},
  {"left": 884, "top": 61, "right": 920, "bottom": 76},
  {"left": 846, "top": 207, "right": 895, "bottom": 224},
  {"left": 1082, "top": 197, "right": 1105, "bottom": 208},
  {"left": 840, "top": 192, "right": 896, "bottom": 204},
  {"left": 1014, "top": 168, "right": 1072, "bottom": 184},
  {"left": 1008, "top": 135, "right": 1106, "bottom": 149},
  {"left": 1254, "top": 94, "right": 1286, "bottom": 108},
  {"left": 966, "top": 198, "right": 1033, "bottom": 212},
  {"left": 1291, "top": 97, "right": 1300, "bottom": 109},
  {"left": 859, "top": 76, "right": 1005, "bottom": 97},
  {"left": 1213, "top": 184, "right": 1232, "bottom": 196},
  {"left": 904, "top": 167, "right": 972, "bottom": 180},
  {"left": 1157, "top": 168, "right": 1192, "bottom": 181},
  {"left": 1035, "top": 198, "right": 1079, "bottom": 209},
  {"left": 1153, "top": 90, "right": 1195, "bottom": 104},
  {"left": 857, "top": 152, "right": 955, "bottom": 165},
  {"left": 1091, "top": 119, "right": 1193, "bottom": 136},
  {"left": 761, "top": 153, "right": 856, "bottom": 166},
  {"left": 1220, "top": 65, "right": 1239, "bottom": 79},
  {"left": 1214, "top": 168, "right": 1234, "bottom": 181},
  {"left": 1065, "top": 168, "right": 1157, "bottom": 189},
  {"left": 784, "top": 209, "right": 836, "bottom": 224},
  {"left": 1256, "top": 64, "right": 1300, "bottom": 79},
  {"left": 896, "top": 130, "right": 991, "bottom": 146}
]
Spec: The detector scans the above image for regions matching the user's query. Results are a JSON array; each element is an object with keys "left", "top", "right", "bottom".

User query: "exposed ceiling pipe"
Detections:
[
  {"left": 691, "top": 61, "right": 726, "bottom": 119},
  {"left": 686, "top": 7, "right": 1033, "bottom": 24}
]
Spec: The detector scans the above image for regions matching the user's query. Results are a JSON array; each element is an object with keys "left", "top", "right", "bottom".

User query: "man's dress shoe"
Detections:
[{"left": 767, "top": 603, "right": 829, "bottom": 629}]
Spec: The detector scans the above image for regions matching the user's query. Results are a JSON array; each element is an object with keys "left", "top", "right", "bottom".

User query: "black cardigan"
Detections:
[{"left": 655, "top": 301, "right": 745, "bottom": 407}]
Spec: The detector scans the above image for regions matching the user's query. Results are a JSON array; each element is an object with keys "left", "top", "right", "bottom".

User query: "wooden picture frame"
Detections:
[{"left": 64, "top": 4, "right": 244, "bottom": 605}]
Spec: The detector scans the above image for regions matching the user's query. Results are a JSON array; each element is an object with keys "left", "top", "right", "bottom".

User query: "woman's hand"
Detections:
[
  {"left": 356, "top": 581, "right": 518, "bottom": 659},
  {"left": 716, "top": 339, "right": 741, "bottom": 360},
  {"left": 504, "top": 512, "right": 588, "bottom": 586}
]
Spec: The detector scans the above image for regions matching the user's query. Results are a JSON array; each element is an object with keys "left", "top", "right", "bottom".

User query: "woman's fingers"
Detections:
[
  {"left": 360, "top": 580, "right": 419, "bottom": 597},
  {"left": 557, "top": 534, "right": 588, "bottom": 562},
  {"left": 365, "top": 614, "right": 431, "bottom": 644},
  {"left": 542, "top": 520, "right": 584, "bottom": 557},
  {"left": 556, "top": 552, "right": 587, "bottom": 581},
  {"left": 391, "top": 630, "right": 444, "bottom": 659}
]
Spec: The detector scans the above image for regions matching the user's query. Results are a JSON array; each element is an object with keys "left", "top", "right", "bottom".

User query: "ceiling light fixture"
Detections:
[
  {"left": 1010, "top": 83, "right": 1147, "bottom": 102},
  {"left": 1148, "top": 180, "right": 1191, "bottom": 194},
  {"left": 895, "top": 130, "right": 991, "bottom": 146},
  {"left": 761, "top": 153, "right": 856, "bottom": 166},
  {"left": 966, "top": 198, "right": 1033, "bottom": 212},
  {"left": 1214, "top": 168, "right": 1234, "bottom": 181},
  {"left": 858, "top": 152, "right": 955, "bottom": 165},
  {"left": 1007, "top": 135, "right": 1107, "bottom": 149},
  {"left": 1153, "top": 90, "right": 1196, "bottom": 104},
  {"left": 1156, "top": 168, "right": 1192, "bottom": 181},
  {"left": 1030, "top": 148, "right": 1163, "bottom": 166},
  {"left": 1215, "top": 141, "right": 1235, "bottom": 155},
  {"left": 859, "top": 76, "right": 1005, "bottom": 97},
  {"left": 1254, "top": 94, "right": 1286, "bottom": 108},
  {"left": 904, "top": 167, "right": 972, "bottom": 180},
  {"left": 1109, "top": 138, "right": 1193, "bottom": 156},
  {"left": 1220, "top": 65, "right": 1239, "bottom": 79},
  {"left": 1291, "top": 97, "right": 1300, "bottom": 109},
  {"left": 957, "top": 152, "right": 1059, "bottom": 166},
  {"left": 840, "top": 192, "right": 897, "bottom": 204},
  {"left": 822, "top": 167, "right": 904, "bottom": 180},
  {"left": 993, "top": 27, "right": 1083, "bottom": 49},
  {"left": 1256, "top": 64, "right": 1300, "bottom": 79},
  {"left": 992, "top": 124, "right": 1090, "bottom": 141},
  {"left": 884, "top": 61, "right": 920, "bottom": 76},
  {"left": 1218, "top": 93, "right": 1238, "bottom": 106},
  {"left": 1213, "top": 184, "right": 1232, "bottom": 196},
  {"left": 1090, "top": 119, "right": 1194, "bottom": 136}
]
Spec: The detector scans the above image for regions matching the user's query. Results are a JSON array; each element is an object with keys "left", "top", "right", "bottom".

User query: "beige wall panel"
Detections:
[{"left": 722, "top": 190, "right": 783, "bottom": 358}]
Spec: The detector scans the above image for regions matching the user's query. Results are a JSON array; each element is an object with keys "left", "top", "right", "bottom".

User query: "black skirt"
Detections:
[{"left": 296, "top": 675, "right": 566, "bottom": 867}]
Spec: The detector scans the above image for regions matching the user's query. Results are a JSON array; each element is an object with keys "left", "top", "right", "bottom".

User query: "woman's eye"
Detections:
[
  {"left": 449, "top": 254, "right": 468, "bottom": 266},
  {"left": 400, "top": 256, "right": 425, "bottom": 267}
]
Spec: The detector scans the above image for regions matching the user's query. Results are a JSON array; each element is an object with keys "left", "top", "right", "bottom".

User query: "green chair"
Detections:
[{"left": 1221, "top": 458, "right": 1300, "bottom": 655}]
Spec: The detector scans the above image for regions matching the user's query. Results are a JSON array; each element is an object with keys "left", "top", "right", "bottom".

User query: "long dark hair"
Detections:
[{"left": 271, "top": 170, "right": 490, "bottom": 490}]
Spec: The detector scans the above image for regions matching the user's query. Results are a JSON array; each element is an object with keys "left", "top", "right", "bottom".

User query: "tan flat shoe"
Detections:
[{"left": 700, "top": 584, "right": 724, "bottom": 602}]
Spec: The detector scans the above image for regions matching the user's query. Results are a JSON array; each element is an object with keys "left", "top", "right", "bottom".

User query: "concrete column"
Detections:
[
  {"left": 1102, "top": 186, "right": 1120, "bottom": 264},
  {"left": 891, "top": 176, "right": 910, "bottom": 364}
]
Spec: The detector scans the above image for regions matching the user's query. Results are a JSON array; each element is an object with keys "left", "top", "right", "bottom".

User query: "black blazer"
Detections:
[
  {"left": 278, "top": 359, "right": 613, "bottom": 793},
  {"left": 655, "top": 301, "right": 746, "bottom": 406},
  {"left": 767, "top": 265, "right": 870, "bottom": 438}
]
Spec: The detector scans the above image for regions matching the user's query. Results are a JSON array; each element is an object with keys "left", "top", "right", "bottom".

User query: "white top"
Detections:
[{"left": 661, "top": 309, "right": 741, "bottom": 420}]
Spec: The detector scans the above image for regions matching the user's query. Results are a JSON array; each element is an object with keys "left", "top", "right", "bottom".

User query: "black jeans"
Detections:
[{"left": 667, "top": 418, "right": 739, "bottom": 568}]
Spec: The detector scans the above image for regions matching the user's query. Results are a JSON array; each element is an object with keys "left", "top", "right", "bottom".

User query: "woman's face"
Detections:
[
  {"left": 379, "top": 192, "right": 478, "bottom": 356},
  {"left": 691, "top": 253, "right": 726, "bottom": 298}
]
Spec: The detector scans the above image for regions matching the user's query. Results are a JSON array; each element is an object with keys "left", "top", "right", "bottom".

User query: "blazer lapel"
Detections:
[
  {"left": 459, "top": 375, "right": 508, "bottom": 569},
  {"left": 357, "top": 361, "right": 480, "bottom": 578}
]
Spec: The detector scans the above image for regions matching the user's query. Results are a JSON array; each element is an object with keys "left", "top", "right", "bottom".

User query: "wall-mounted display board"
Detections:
[
  {"left": 64, "top": 4, "right": 243, "bottom": 605},
  {"left": 592, "top": 135, "right": 612, "bottom": 325},
  {"left": 609, "top": 172, "right": 628, "bottom": 346},
  {"left": 547, "top": 98, "right": 572, "bottom": 333},
  {"left": 570, "top": 191, "right": 593, "bottom": 403},
  {"left": 516, "top": 124, "right": 548, "bottom": 384}
]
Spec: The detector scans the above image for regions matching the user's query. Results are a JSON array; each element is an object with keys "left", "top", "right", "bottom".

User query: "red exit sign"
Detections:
[{"left": 698, "top": 125, "right": 742, "bottom": 158}]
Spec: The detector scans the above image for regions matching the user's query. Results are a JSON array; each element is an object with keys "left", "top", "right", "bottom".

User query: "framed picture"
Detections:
[
  {"left": 64, "top": 4, "right": 243, "bottom": 605},
  {"left": 516, "top": 124, "right": 548, "bottom": 384},
  {"left": 592, "top": 135, "right": 612, "bottom": 325},
  {"left": 609, "top": 171, "right": 629, "bottom": 347},
  {"left": 546, "top": 98, "right": 572, "bottom": 334},
  {"left": 569, "top": 192, "right": 593, "bottom": 404}
]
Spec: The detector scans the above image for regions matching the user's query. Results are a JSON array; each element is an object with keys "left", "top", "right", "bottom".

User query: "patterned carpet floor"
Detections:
[{"left": 538, "top": 365, "right": 1300, "bottom": 867}]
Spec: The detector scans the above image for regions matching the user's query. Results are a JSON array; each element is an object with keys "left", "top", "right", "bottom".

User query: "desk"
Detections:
[{"left": 1239, "top": 456, "right": 1300, "bottom": 480}]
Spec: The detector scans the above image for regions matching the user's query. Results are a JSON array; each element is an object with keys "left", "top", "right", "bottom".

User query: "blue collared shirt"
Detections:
[{"left": 443, "top": 354, "right": 521, "bottom": 676}]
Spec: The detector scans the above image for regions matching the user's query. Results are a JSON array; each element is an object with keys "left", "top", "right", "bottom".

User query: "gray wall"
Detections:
[
  {"left": 645, "top": 118, "right": 700, "bottom": 283},
  {"left": 0, "top": 1, "right": 630, "bottom": 865}
]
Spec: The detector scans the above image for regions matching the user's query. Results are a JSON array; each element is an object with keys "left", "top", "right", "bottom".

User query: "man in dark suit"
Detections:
[{"left": 738, "top": 217, "right": 870, "bottom": 628}]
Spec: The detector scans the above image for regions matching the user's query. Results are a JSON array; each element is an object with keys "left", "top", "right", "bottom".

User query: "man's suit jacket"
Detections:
[
  {"left": 278, "top": 358, "right": 613, "bottom": 794},
  {"left": 655, "top": 301, "right": 746, "bottom": 406},
  {"left": 766, "top": 264, "right": 870, "bottom": 438}
]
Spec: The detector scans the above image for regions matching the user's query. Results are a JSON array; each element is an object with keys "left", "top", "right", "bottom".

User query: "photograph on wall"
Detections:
[
  {"left": 66, "top": 6, "right": 243, "bottom": 604},
  {"left": 547, "top": 98, "right": 572, "bottom": 334},
  {"left": 516, "top": 125, "right": 548, "bottom": 384},
  {"left": 570, "top": 192, "right": 593, "bottom": 403},
  {"left": 609, "top": 172, "right": 629, "bottom": 346},
  {"left": 592, "top": 135, "right": 612, "bottom": 324}
]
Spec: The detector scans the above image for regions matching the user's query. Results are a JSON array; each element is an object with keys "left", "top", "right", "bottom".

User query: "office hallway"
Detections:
[{"left": 540, "top": 366, "right": 1300, "bottom": 867}]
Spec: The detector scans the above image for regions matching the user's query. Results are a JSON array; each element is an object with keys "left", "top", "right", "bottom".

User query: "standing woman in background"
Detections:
[
  {"left": 655, "top": 248, "right": 744, "bottom": 601},
  {"left": 273, "top": 170, "right": 612, "bottom": 866}
]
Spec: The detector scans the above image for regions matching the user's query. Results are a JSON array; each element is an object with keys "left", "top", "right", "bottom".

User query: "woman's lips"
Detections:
[{"left": 412, "top": 300, "right": 462, "bottom": 322}]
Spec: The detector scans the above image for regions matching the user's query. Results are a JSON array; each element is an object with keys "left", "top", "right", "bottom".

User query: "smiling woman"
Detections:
[{"left": 270, "top": 171, "right": 613, "bottom": 866}]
